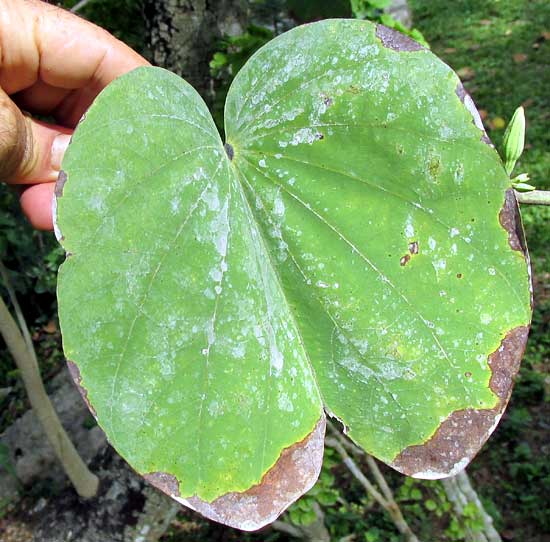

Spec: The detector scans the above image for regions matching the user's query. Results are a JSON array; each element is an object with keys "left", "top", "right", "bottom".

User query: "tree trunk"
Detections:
[{"left": 143, "top": 0, "right": 248, "bottom": 100}]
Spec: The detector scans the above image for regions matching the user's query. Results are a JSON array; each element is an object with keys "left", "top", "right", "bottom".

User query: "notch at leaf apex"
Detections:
[{"left": 224, "top": 142, "right": 234, "bottom": 161}]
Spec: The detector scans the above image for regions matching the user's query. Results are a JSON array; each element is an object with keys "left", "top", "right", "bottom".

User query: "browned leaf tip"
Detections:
[
  {"left": 144, "top": 471, "right": 180, "bottom": 497},
  {"left": 375, "top": 24, "right": 424, "bottom": 52},
  {"left": 175, "top": 415, "right": 326, "bottom": 531},
  {"left": 390, "top": 325, "right": 529, "bottom": 479},
  {"left": 66, "top": 359, "right": 97, "bottom": 419}
]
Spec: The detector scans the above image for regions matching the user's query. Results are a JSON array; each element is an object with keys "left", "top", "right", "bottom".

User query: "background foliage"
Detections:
[{"left": 0, "top": 0, "right": 548, "bottom": 541}]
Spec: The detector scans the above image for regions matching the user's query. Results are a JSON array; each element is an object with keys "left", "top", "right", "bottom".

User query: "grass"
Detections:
[{"left": 411, "top": 0, "right": 550, "bottom": 189}]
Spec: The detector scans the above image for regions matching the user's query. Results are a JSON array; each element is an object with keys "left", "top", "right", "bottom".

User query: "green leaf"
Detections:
[
  {"left": 425, "top": 498, "right": 438, "bottom": 511},
  {"left": 351, "top": 0, "right": 390, "bottom": 17},
  {"left": 209, "top": 52, "right": 228, "bottom": 72},
  {"left": 410, "top": 488, "right": 423, "bottom": 501},
  {"left": 55, "top": 19, "right": 532, "bottom": 530}
]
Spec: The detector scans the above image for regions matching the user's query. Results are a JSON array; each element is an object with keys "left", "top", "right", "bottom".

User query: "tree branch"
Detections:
[
  {"left": 271, "top": 503, "right": 330, "bottom": 541},
  {"left": 326, "top": 423, "right": 420, "bottom": 542},
  {"left": 325, "top": 437, "right": 389, "bottom": 507},
  {"left": 514, "top": 189, "right": 550, "bottom": 205},
  {"left": 442, "top": 472, "right": 502, "bottom": 542},
  {"left": 0, "top": 262, "right": 35, "bottom": 359},
  {"left": 455, "top": 472, "right": 502, "bottom": 542},
  {"left": 271, "top": 520, "right": 305, "bottom": 538},
  {"left": 0, "top": 268, "right": 99, "bottom": 499}
]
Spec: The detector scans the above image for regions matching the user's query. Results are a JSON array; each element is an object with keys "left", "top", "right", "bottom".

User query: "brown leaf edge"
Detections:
[
  {"left": 67, "top": 359, "right": 97, "bottom": 419},
  {"left": 455, "top": 83, "right": 492, "bottom": 145},
  {"left": 145, "top": 416, "right": 326, "bottom": 531},
  {"left": 391, "top": 190, "right": 532, "bottom": 479},
  {"left": 374, "top": 23, "right": 491, "bottom": 148},
  {"left": 375, "top": 24, "right": 424, "bottom": 53},
  {"left": 67, "top": 356, "right": 325, "bottom": 530},
  {"left": 52, "top": 169, "right": 68, "bottom": 243}
]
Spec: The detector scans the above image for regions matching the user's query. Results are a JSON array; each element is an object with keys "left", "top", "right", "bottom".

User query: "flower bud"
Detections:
[{"left": 502, "top": 106, "right": 525, "bottom": 175}]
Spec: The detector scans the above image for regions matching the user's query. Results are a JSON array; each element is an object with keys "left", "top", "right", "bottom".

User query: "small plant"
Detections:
[
  {"left": 350, "top": 0, "right": 429, "bottom": 48},
  {"left": 210, "top": 25, "right": 275, "bottom": 131}
]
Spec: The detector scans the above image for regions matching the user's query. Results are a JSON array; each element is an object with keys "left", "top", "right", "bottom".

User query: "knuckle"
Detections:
[{"left": 0, "top": 90, "right": 29, "bottom": 183}]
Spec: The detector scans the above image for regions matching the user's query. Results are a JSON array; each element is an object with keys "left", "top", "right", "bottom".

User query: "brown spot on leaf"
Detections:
[
  {"left": 55, "top": 170, "right": 67, "bottom": 198},
  {"left": 456, "top": 273, "right": 463, "bottom": 279},
  {"left": 375, "top": 24, "right": 424, "bottom": 52},
  {"left": 428, "top": 157, "right": 441, "bottom": 179},
  {"left": 177, "top": 416, "right": 326, "bottom": 531},
  {"left": 408, "top": 241, "right": 419, "bottom": 255},
  {"left": 391, "top": 325, "right": 529, "bottom": 478},
  {"left": 66, "top": 360, "right": 97, "bottom": 419},
  {"left": 322, "top": 95, "right": 333, "bottom": 107},
  {"left": 144, "top": 471, "right": 180, "bottom": 497},
  {"left": 400, "top": 255, "right": 411, "bottom": 267}
]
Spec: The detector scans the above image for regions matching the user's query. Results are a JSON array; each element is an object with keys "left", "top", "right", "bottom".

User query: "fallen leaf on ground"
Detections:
[
  {"left": 43, "top": 320, "right": 58, "bottom": 334},
  {"left": 457, "top": 66, "right": 475, "bottom": 80},
  {"left": 488, "top": 117, "right": 506, "bottom": 130},
  {"left": 513, "top": 53, "right": 528, "bottom": 63}
]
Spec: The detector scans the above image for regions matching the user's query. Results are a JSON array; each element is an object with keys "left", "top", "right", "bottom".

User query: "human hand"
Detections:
[{"left": 0, "top": 0, "right": 148, "bottom": 230}]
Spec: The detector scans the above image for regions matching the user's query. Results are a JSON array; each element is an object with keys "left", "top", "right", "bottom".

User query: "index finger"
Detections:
[{"left": 0, "top": 0, "right": 148, "bottom": 95}]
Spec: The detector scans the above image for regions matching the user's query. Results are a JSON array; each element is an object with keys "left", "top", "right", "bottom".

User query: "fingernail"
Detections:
[{"left": 51, "top": 134, "right": 71, "bottom": 171}]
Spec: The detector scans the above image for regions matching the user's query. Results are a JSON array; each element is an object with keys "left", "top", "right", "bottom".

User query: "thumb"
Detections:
[{"left": 0, "top": 87, "right": 72, "bottom": 185}]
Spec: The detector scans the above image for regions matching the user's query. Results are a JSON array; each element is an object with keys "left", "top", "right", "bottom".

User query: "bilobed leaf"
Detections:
[{"left": 55, "top": 20, "right": 532, "bottom": 530}]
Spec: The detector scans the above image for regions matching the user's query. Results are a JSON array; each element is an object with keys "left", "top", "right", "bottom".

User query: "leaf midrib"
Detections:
[{"left": 228, "top": 157, "right": 326, "bottom": 415}]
